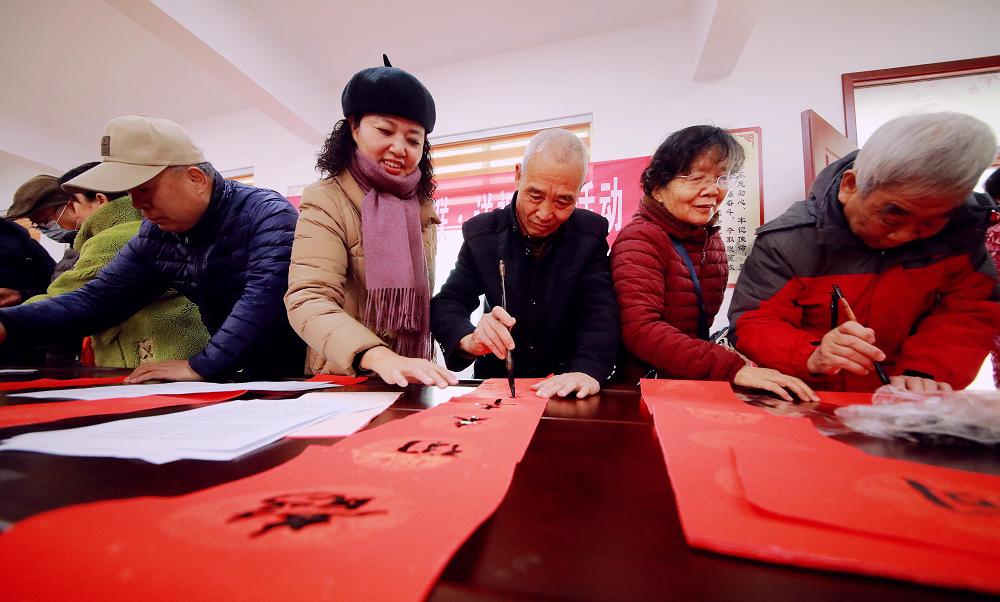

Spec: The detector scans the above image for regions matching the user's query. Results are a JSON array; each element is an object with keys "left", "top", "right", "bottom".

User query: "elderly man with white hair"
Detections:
[
  {"left": 730, "top": 112, "right": 1000, "bottom": 392},
  {"left": 430, "top": 128, "right": 620, "bottom": 398}
]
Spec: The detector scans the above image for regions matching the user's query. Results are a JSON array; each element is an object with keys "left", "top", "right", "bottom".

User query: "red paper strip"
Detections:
[
  {"left": 0, "top": 391, "right": 245, "bottom": 430},
  {"left": 640, "top": 379, "right": 734, "bottom": 414},
  {"left": 733, "top": 441, "right": 1000, "bottom": 560},
  {"left": 0, "top": 375, "right": 126, "bottom": 392},
  {"left": 459, "top": 377, "right": 547, "bottom": 400},
  {"left": 641, "top": 380, "right": 1000, "bottom": 595},
  {"left": 0, "top": 382, "right": 546, "bottom": 601},
  {"left": 813, "top": 390, "right": 872, "bottom": 408}
]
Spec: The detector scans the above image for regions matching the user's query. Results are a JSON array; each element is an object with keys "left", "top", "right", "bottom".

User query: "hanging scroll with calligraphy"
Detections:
[{"left": 718, "top": 127, "right": 764, "bottom": 283}]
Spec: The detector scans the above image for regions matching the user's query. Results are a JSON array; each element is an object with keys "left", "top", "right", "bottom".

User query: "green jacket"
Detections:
[{"left": 28, "top": 197, "right": 209, "bottom": 367}]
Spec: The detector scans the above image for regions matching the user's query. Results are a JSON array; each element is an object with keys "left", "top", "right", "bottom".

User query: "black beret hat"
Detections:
[{"left": 341, "top": 55, "right": 436, "bottom": 133}]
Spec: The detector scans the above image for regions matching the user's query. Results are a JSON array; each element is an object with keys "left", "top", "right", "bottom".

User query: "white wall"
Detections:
[
  {"left": 420, "top": 0, "right": 1000, "bottom": 221},
  {"left": 0, "top": 164, "right": 50, "bottom": 215},
  {"left": 5, "top": 0, "right": 997, "bottom": 261},
  {"left": 181, "top": 108, "right": 320, "bottom": 196},
  {"left": 170, "top": 0, "right": 999, "bottom": 222}
]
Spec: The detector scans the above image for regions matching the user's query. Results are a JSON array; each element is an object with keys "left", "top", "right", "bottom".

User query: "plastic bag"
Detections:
[{"left": 834, "top": 385, "right": 1000, "bottom": 444}]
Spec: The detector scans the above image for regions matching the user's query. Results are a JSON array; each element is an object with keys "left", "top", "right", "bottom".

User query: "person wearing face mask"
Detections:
[
  {"left": 610, "top": 126, "right": 817, "bottom": 403},
  {"left": 285, "top": 57, "right": 457, "bottom": 388},
  {"left": 5, "top": 175, "right": 80, "bottom": 281},
  {"left": 19, "top": 162, "right": 209, "bottom": 368},
  {"left": 730, "top": 113, "right": 1000, "bottom": 392}
]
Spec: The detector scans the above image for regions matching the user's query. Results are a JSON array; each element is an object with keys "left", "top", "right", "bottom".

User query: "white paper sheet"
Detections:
[
  {"left": 285, "top": 392, "right": 401, "bottom": 438},
  {"left": 0, "top": 369, "right": 39, "bottom": 375},
  {"left": 425, "top": 386, "right": 477, "bottom": 406},
  {"left": 10, "top": 380, "right": 337, "bottom": 400},
  {"left": 0, "top": 394, "right": 388, "bottom": 463}
]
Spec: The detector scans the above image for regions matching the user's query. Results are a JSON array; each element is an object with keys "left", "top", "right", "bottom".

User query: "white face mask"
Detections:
[{"left": 37, "top": 204, "right": 77, "bottom": 244}]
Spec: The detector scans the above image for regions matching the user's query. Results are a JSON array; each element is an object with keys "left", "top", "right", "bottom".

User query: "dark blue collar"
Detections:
[{"left": 179, "top": 172, "right": 228, "bottom": 244}]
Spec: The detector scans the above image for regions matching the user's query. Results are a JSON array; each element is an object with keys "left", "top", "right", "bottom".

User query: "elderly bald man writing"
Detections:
[{"left": 431, "top": 128, "right": 620, "bottom": 398}]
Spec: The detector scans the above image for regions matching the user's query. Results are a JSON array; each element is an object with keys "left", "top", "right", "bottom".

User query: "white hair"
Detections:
[
  {"left": 855, "top": 112, "right": 997, "bottom": 199},
  {"left": 521, "top": 128, "right": 589, "bottom": 177}
]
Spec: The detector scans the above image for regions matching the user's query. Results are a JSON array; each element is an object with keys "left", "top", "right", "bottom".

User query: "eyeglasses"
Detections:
[{"left": 676, "top": 174, "right": 732, "bottom": 189}]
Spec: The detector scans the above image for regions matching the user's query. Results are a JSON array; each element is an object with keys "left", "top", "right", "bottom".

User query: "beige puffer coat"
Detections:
[{"left": 285, "top": 170, "right": 440, "bottom": 375}]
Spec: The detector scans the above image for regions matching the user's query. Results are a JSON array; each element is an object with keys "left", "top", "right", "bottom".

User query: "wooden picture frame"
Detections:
[{"left": 841, "top": 55, "right": 1000, "bottom": 144}]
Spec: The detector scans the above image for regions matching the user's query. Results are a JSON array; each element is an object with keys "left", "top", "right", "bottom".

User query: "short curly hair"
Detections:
[
  {"left": 640, "top": 125, "right": 745, "bottom": 197},
  {"left": 315, "top": 117, "right": 436, "bottom": 201}
]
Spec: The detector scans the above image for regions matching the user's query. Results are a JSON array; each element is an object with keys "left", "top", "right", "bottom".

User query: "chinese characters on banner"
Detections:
[{"left": 430, "top": 127, "right": 763, "bottom": 284}]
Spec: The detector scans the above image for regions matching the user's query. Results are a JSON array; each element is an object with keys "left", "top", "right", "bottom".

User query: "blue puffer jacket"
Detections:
[{"left": 0, "top": 174, "right": 305, "bottom": 380}]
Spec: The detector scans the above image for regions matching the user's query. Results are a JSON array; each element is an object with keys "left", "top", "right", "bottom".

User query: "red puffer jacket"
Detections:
[{"left": 610, "top": 197, "right": 745, "bottom": 382}]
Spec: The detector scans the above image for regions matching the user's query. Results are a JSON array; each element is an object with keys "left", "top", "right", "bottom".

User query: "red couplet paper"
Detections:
[
  {"left": 0, "top": 375, "right": 126, "bottom": 392},
  {"left": 0, "top": 380, "right": 547, "bottom": 601},
  {"left": 732, "top": 442, "right": 1000, "bottom": 561},
  {"left": 0, "top": 391, "right": 245, "bottom": 430},
  {"left": 640, "top": 379, "right": 1000, "bottom": 594},
  {"left": 456, "top": 377, "right": 547, "bottom": 400}
]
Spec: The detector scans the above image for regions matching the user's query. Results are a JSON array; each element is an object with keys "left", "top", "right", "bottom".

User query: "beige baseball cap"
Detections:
[{"left": 62, "top": 115, "right": 206, "bottom": 193}]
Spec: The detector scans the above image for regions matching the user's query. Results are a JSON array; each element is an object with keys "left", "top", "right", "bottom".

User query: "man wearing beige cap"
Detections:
[{"left": 0, "top": 115, "right": 305, "bottom": 382}]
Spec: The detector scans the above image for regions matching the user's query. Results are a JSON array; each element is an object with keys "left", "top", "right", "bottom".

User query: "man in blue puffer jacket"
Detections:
[{"left": 0, "top": 115, "right": 305, "bottom": 382}]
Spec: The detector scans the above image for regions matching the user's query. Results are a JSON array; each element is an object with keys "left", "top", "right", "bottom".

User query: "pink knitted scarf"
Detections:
[{"left": 348, "top": 150, "right": 431, "bottom": 359}]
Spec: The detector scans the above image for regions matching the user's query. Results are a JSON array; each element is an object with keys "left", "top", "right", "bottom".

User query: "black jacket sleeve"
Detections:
[
  {"left": 567, "top": 234, "right": 620, "bottom": 381},
  {"left": 0, "top": 236, "right": 166, "bottom": 349},
  {"left": 18, "top": 235, "right": 55, "bottom": 300},
  {"left": 0, "top": 221, "right": 54, "bottom": 301},
  {"left": 430, "top": 237, "right": 484, "bottom": 372}
]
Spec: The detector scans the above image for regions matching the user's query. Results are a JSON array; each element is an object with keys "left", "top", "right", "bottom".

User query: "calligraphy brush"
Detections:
[
  {"left": 832, "top": 285, "right": 891, "bottom": 385},
  {"left": 499, "top": 260, "right": 515, "bottom": 397}
]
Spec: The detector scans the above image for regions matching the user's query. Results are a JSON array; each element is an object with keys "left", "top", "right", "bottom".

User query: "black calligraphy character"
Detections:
[
  {"left": 229, "top": 492, "right": 387, "bottom": 537},
  {"left": 478, "top": 398, "right": 513, "bottom": 410},
  {"left": 454, "top": 416, "right": 488, "bottom": 428},
  {"left": 397, "top": 440, "right": 422, "bottom": 453},
  {"left": 397, "top": 440, "right": 463, "bottom": 456},
  {"left": 905, "top": 479, "right": 1000, "bottom": 515}
]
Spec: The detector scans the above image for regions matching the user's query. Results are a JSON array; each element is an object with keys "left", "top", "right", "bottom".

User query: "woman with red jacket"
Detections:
[{"left": 610, "top": 126, "right": 816, "bottom": 402}]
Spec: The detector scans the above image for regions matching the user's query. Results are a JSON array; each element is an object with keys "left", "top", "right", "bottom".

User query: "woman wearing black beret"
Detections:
[{"left": 285, "top": 56, "right": 457, "bottom": 388}]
